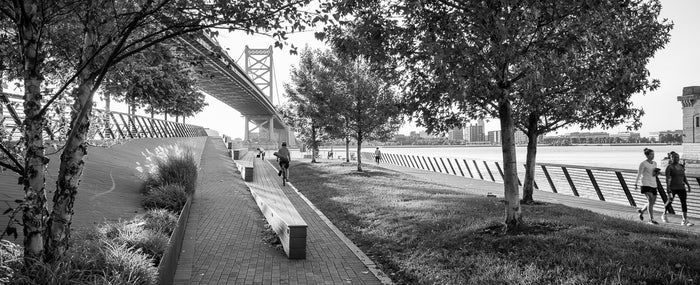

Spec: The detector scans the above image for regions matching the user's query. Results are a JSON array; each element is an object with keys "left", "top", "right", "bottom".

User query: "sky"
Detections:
[{"left": 183, "top": 0, "right": 700, "bottom": 139}]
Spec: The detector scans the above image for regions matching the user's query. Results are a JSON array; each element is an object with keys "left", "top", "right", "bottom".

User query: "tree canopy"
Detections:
[{"left": 324, "top": 0, "right": 672, "bottom": 229}]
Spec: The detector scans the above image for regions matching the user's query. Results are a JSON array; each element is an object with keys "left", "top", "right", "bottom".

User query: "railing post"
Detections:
[
  {"left": 406, "top": 155, "right": 416, "bottom": 168},
  {"left": 433, "top": 157, "right": 443, "bottom": 173},
  {"left": 110, "top": 113, "right": 126, "bottom": 139},
  {"left": 541, "top": 165, "right": 557, "bottom": 193},
  {"left": 472, "top": 160, "right": 484, "bottom": 180},
  {"left": 454, "top": 159, "right": 465, "bottom": 176},
  {"left": 615, "top": 171, "right": 635, "bottom": 207},
  {"left": 447, "top": 159, "right": 457, "bottom": 175},
  {"left": 462, "top": 159, "right": 474, "bottom": 178},
  {"left": 426, "top": 157, "right": 436, "bottom": 172},
  {"left": 561, "top": 167, "right": 579, "bottom": 197},
  {"left": 483, "top": 161, "right": 495, "bottom": 182},
  {"left": 414, "top": 156, "right": 424, "bottom": 170},
  {"left": 656, "top": 177, "right": 675, "bottom": 214},
  {"left": 439, "top": 158, "right": 450, "bottom": 174},
  {"left": 118, "top": 113, "right": 134, "bottom": 138},
  {"left": 400, "top": 154, "right": 408, "bottom": 167},
  {"left": 586, "top": 169, "right": 605, "bottom": 201},
  {"left": 411, "top": 155, "right": 421, "bottom": 169}
]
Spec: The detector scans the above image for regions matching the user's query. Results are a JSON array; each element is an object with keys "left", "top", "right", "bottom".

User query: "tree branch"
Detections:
[{"left": 0, "top": 143, "right": 23, "bottom": 174}]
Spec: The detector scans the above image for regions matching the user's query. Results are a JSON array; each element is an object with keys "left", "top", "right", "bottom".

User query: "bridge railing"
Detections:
[
  {"left": 361, "top": 152, "right": 700, "bottom": 219},
  {"left": 1, "top": 93, "right": 206, "bottom": 142}
]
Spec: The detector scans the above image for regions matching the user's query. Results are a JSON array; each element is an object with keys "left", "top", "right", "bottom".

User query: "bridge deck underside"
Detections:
[{"left": 180, "top": 34, "right": 285, "bottom": 129}]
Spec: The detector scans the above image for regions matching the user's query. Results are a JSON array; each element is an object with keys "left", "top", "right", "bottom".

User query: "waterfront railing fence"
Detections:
[{"left": 360, "top": 152, "right": 699, "bottom": 219}]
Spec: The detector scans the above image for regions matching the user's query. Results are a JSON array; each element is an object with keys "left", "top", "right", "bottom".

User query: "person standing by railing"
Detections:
[
  {"left": 662, "top": 151, "right": 693, "bottom": 226},
  {"left": 635, "top": 148, "right": 660, "bottom": 224},
  {"left": 374, "top": 147, "right": 382, "bottom": 165}
]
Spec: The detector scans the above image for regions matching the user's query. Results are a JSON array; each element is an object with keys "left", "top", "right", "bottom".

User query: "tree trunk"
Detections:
[
  {"left": 18, "top": 0, "right": 49, "bottom": 264},
  {"left": 521, "top": 114, "right": 539, "bottom": 204},
  {"left": 104, "top": 93, "right": 111, "bottom": 138},
  {"left": 310, "top": 125, "right": 317, "bottom": 163},
  {"left": 164, "top": 113, "right": 167, "bottom": 121},
  {"left": 356, "top": 132, "right": 363, "bottom": 172},
  {"left": 498, "top": 99, "right": 522, "bottom": 231},
  {"left": 45, "top": 17, "right": 100, "bottom": 262},
  {"left": 345, "top": 137, "right": 350, "bottom": 163}
]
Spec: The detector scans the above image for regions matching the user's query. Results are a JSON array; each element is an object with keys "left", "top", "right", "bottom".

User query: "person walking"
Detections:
[
  {"left": 374, "top": 147, "right": 382, "bottom": 165},
  {"left": 662, "top": 151, "right": 693, "bottom": 226},
  {"left": 634, "top": 148, "right": 660, "bottom": 224}
]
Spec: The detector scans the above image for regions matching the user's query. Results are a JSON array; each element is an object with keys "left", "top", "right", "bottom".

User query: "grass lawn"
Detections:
[{"left": 290, "top": 161, "right": 700, "bottom": 285}]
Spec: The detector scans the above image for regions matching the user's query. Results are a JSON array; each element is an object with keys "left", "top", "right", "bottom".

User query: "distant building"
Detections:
[
  {"left": 611, "top": 131, "right": 641, "bottom": 142},
  {"left": 448, "top": 127, "right": 464, "bottom": 141},
  {"left": 466, "top": 119, "right": 485, "bottom": 143},
  {"left": 678, "top": 86, "right": 700, "bottom": 143},
  {"left": 514, "top": 130, "right": 528, "bottom": 145},
  {"left": 658, "top": 130, "right": 683, "bottom": 144},
  {"left": 488, "top": 130, "right": 501, "bottom": 144}
]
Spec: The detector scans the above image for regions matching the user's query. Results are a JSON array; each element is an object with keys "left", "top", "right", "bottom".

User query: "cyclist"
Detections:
[{"left": 274, "top": 142, "right": 291, "bottom": 179}]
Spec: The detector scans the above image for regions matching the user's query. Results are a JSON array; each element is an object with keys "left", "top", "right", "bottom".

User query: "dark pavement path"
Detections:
[{"left": 174, "top": 137, "right": 387, "bottom": 285}]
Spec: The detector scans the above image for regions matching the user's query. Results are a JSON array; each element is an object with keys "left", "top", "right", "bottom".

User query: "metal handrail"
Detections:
[{"left": 361, "top": 151, "right": 699, "bottom": 219}]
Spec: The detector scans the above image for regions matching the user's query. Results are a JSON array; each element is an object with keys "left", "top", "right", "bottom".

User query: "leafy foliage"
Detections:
[{"left": 324, "top": 0, "right": 672, "bottom": 226}]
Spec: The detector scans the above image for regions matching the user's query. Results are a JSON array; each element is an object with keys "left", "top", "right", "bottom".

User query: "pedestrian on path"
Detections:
[
  {"left": 634, "top": 148, "right": 660, "bottom": 224},
  {"left": 662, "top": 151, "right": 694, "bottom": 226},
  {"left": 256, "top": 147, "right": 265, "bottom": 160},
  {"left": 374, "top": 147, "right": 382, "bottom": 165},
  {"left": 274, "top": 142, "right": 291, "bottom": 178}
]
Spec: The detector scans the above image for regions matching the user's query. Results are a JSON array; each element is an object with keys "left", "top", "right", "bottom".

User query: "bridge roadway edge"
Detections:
[{"left": 173, "top": 137, "right": 384, "bottom": 284}]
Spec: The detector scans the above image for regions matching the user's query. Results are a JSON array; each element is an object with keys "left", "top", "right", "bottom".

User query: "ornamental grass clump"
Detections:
[
  {"left": 2, "top": 229, "right": 158, "bottom": 284},
  {"left": 143, "top": 209, "right": 179, "bottom": 236},
  {"left": 136, "top": 144, "right": 198, "bottom": 195},
  {"left": 141, "top": 184, "right": 188, "bottom": 213}
]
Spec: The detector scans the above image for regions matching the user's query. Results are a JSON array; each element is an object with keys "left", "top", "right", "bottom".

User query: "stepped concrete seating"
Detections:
[
  {"left": 248, "top": 159, "right": 307, "bottom": 259},
  {"left": 234, "top": 153, "right": 254, "bottom": 182},
  {"left": 227, "top": 142, "right": 248, "bottom": 160}
]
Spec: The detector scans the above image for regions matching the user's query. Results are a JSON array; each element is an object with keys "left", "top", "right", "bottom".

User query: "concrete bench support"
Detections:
[
  {"left": 235, "top": 160, "right": 253, "bottom": 182},
  {"left": 232, "top": 148, "right": 248, "bottom": 160}
]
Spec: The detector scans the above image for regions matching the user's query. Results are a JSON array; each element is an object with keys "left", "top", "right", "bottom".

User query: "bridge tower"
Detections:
[{"left": 243, "top": 46, "right": 292, "bottom": 148}]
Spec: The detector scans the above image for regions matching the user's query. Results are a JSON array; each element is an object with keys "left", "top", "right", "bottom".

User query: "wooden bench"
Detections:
[{"left": 248, "top": 170, "right": 307, "bottom": 259}]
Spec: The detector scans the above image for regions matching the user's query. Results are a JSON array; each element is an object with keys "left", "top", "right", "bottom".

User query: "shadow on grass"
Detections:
[{"left": 290, "top": 160, "right": 700, "bottom": 285}]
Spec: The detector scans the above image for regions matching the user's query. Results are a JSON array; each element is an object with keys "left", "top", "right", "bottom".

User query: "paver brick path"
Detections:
[{"left": 174, "top": 137, "right": 383, "bottom": 285}]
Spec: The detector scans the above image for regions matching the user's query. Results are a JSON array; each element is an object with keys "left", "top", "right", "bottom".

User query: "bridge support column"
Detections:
[
  {"left": 269, "top": 116, "right": 274, "bottom": 142},
  {"left": 244, "top": 117, "right": 249, "bottom": 142}
]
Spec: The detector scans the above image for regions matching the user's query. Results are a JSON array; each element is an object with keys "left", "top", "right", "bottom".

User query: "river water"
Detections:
[{"left": 324, "top": 144, "right": 684, "bottom": 170}]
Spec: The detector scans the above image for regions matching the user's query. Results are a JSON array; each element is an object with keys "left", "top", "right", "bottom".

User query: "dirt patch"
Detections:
[{"left": 479, "top": 221, "right": 572, "bottom": 236}]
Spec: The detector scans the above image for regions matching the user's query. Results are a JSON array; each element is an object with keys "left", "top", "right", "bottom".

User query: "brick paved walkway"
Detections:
[
  {"left": 367, "top": 159, "right": 700, "bottom": 235},
  {"left": 173, "top": 137, "right": 385, "bottom": 284}
]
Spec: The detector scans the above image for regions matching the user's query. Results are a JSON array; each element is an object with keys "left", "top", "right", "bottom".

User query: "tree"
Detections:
[
  {"left": 1, "top": 0, "right": 316, "bottom": 264},
  {"left": 325, "top": 0, "right": 671, "bottom": 230},
  {"left": 334, "top": 57, "right": 401, "bottom": 171},
  {"left": 511, "top": 1, "right": 671, "bottom": 203},
  {"left": 283, "top": 47, "right": 334, "bottom": 162},
  {"left": 102, "top": 43, "right": 206, "bottom": 120}
]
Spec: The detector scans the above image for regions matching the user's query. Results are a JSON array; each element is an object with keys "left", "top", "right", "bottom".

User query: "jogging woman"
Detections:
[{"left": 634, "top": 148, "right": 660, "bottom": 224}]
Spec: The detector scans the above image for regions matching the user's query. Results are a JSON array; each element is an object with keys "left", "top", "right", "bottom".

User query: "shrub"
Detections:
[
  {"left": 97, "top": 219, "right": 169, "bottom": 266},
  {"left": 136, "top": 144, "right": 198, "bottom": 195},
  {"left": 141, "top": 184, "right": 188, "bottom": 213},
  {"left": 6, "top": 229, "right": 158, "bottom": 285},
  {"left": 143, "top": 209, "right": 179, "bottom": 236}
]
